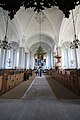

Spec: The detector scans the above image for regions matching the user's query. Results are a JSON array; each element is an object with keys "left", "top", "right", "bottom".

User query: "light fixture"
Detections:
[
  {"left": 7, "top": 58, "right": 12, "bottom": 67},
  {"left": 34, "top": 11, "right": 46, "bottom": 62},
  {"left": 0, "top": 15, "right": 12, "bottom": 50},
  {"left": 70, "top": 10, "right": 79, "bottom": 69},
  {"left": 70, "top": 37, "right": 80, "bottom": 49},
  {"left": 70, "top": 10, "right": 80, "bottom": 49},
  {"left": 35, "top": 11, "right": 46, "bottom": 55}
]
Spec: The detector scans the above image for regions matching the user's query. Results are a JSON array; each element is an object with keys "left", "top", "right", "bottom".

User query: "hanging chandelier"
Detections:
[
  {"left": 34, "top": 11, "right": 46, "bottom": 58},
  {"left": 34, "top": 46, "right": 46, "bottom": 60},
  {"left": 0, "top": 15, "right": 12, "bottom": 50},
  {"left": 70, "top": 10, "right": 80, "bottom": 49},
  {"left": 70, "top": 37, "right": 80, "bottom": 49},
  {"left": 35, "top": 46, "right": 46, "bottom": 55},
  {"left": 34, "top": 11, "right": 46, "bottom": 47}
]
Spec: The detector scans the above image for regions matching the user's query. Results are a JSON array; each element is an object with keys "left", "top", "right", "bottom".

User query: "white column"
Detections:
[
  {"left": 5, "top": 50, "right": 9, "bottom": 68},
  {"left": 4, "top": 50, "right": 7, "bottom": 68},
  {"left": 5, "top": 49, "right": 13, "bottom": 69},
  {"left": 51, "top": 51, "right": 53, "bottom": 68},
  {"left": 13, "top": 50, "right": 17, "bottom": 68},
  {"left": 1, "top": 49, "right": 7, "bottom": 68},
  {"left": 74, "top": 48, "right": 78, "bottom": 69},
  {"left": 19, "top": 47, "right": 25, "bottom": 69},
  {"left": 25, "top": 53, "right": 30, "bottom": 69},
  {"left": 62, "top": 48, "right": 70, "bottom": 69},
  {"left": 77, "top": 47, "right": 80, "bottom": 68},
  {"left": 27, "top": 53, "right": 29, "bottom": 69},
  {"left": 46, "top": 53, "right": 48, "bottom": 69},
  {"left": 68, "top": 49, "right": 73, "bottom": 68},
  {"left": 0, "top": 48, "right": 1, "bottom": 68},
  {"left": 63, "top": 49, "right": 68, "bottom": 69},
  {"left": 71, "top": 48, "right": 77, "bottom": 69},
  {"left": 10, "top": 49, "right": 13, "bottom": 68},
  {"left": 47, "top": 52, "right": 51, "bottom": 69},
  {"left": 29, "top": 51, "right": 34, "bottom": 69},
  {"left": 25, "top": 52, "right": 29, "bottom": 69},
  {"left": 66, "top": 49, "right": 69, "bottom": 69},
  {"left": 29, "top": 51, "right": 31, "bottom": 69},
  {"left": 52, "top": 52, "right": 54, "bottom": 68},
  {"left": 30, "top": 52, "right": 34, "bottom": 69},
  {"left": 53, "top": 53, "right": 56, "bottom": 68}
]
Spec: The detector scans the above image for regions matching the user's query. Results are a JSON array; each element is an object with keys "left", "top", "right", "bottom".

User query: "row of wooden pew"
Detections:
[
  {"left": 47, "top": 69, "right": 80, "bottom": 96},
  {"left": 0, "top": 69, "right": 34, "bottom": 95}
]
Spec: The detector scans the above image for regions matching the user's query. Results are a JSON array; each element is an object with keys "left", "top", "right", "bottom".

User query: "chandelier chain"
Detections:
[
  {"left": 70, "top": 10, "right": 80, "bottom": 49},
  {"left": 0, "top": 14, "right": 12, "bottom": 50}
]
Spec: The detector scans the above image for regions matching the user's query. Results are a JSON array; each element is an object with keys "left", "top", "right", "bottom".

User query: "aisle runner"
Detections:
[{"left": 22, "top": 76, "right": 57, "bottom": 99}]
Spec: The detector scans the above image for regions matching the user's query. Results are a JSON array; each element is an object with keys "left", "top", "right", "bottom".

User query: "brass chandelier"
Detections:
[
  {"left": 34, "top": 11, "right": 46, "bottom": 59},
  {"left": 70, "top": 10, "right": 80, "bottom": 49},
  {"left": 0, "top": 15, "right": 12, "bottom": 50}
]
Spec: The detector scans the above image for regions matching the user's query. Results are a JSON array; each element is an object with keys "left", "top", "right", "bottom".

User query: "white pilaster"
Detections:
[
  {"left": 1, "top": 49, "right": 6, "bottom": 68},
  {"left": 51, "top": 51, "right": 53, "bottom": 68},
  {"left": 19, "top": 47, "right": 25, "bottom": 69},
  {"left": 74, "top": 48, "right": 78, "bottom": 69}
]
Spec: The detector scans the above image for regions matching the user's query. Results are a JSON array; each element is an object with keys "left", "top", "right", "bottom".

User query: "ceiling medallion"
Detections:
[
  {"left": 34, "top": 11, "right": 46, "bottom": 23},
  {"left": 0, "top": 0, "right": 80, "bottom": 19}
]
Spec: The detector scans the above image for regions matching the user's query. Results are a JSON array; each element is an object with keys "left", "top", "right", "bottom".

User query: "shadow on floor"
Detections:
[{"left": 45, "top": 74, "right": 80, "bottom": 100}]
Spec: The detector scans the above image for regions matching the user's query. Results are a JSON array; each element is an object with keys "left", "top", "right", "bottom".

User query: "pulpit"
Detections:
[{"left": 54, "top": 55, "right": 61, "bottom": 70}]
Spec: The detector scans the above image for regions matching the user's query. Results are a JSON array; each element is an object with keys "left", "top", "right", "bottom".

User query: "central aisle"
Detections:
[
  {"left": 22, "top": 75, "right": 57, "bottom": 100},
  {"left": 0, "top": 75, "right": 80, "bottom": 120},
  {"left": 21, "top": 76, "right": 67, "bottom": 120}
]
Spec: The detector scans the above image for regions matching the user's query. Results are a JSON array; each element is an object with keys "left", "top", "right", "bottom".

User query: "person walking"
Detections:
[{"left": 39, "top": 67, "right": 43, "bottom": 77}]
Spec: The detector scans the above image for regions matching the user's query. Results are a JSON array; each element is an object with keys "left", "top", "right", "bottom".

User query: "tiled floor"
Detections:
[{"left": 0, "top": 75, "right": 80, "bottom": 120}]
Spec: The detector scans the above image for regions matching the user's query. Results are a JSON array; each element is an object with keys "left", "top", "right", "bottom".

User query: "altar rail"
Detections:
[
  {"left": 47, "top": 69, "right": 80, "bottom": 96},
  {"left": 0, "top": 69, "right": 34, "bottom": 95}
]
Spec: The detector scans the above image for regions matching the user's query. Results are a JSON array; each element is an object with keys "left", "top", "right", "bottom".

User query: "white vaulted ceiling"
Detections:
[
  {"left": 14, "top": 6, "right": 63, "bottom": 49},
  {"left": 0, "top": 5, "right": 80, "bottom": 52},
  {"left": 59, "top": 6, "right": 80, "bottom": 46}
]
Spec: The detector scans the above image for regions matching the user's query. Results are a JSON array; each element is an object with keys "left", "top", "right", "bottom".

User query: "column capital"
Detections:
[
  {"left": 25, "top": 46, "right": 30, "bottom": 53},
  {"left": 19, "top": 46, "right": 25, "bottom": 49},
  {"left": 56, "top": 46, "right": 62, "bottom": 49},
  {"left": 19, "top": 47, "right": 25, "bottom": 52}
]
